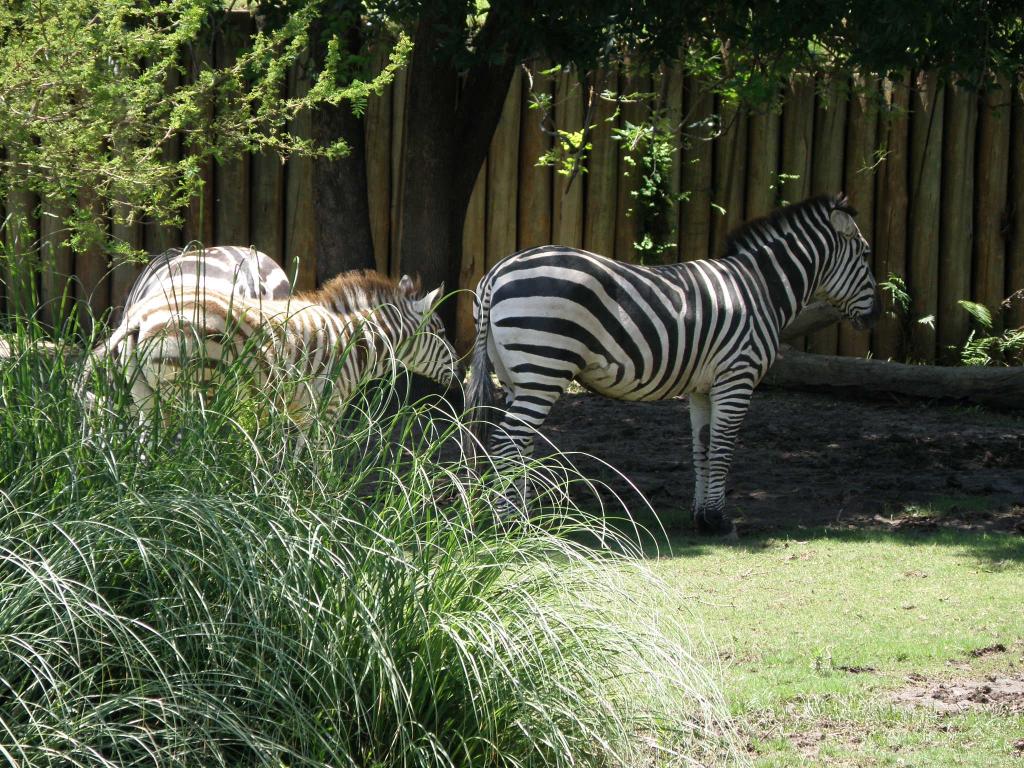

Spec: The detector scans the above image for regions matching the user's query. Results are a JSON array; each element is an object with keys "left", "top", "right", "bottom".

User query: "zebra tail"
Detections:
[{"left": 462, "top": 286, "right": 497, "bottom": 461}]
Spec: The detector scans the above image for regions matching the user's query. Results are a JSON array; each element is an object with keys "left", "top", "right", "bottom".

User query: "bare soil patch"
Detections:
[
  {"left": 892, "top": 675, "right": 1024, "bottom": 715},
  {"left": 539, "top": 387, "right": 1024, "bottom": 534}
]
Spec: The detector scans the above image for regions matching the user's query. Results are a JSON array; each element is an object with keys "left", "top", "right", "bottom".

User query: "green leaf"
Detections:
[{"left": 957, "top": 300, "right": 993, "bottom": 330}]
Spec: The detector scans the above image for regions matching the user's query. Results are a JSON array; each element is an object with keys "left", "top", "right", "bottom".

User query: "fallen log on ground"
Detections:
[
  {"left": 764, "top": 346, "right": 1024, "bottom": 411},
  {"left": 781, "top": 301, "right": 844, "bottom": 342}
]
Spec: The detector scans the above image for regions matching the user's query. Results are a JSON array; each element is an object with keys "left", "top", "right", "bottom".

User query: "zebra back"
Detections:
[
  {"left": 122, "top": 245, "right": 291, "bottom": 315},
  {"left": 105, "top": 269, "right": 458, "bottom": 427}
]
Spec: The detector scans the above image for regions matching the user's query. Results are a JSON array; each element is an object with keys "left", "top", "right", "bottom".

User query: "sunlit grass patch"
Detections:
[{"left": 649, "top": 522, "right": 1024, "bottom": 766}]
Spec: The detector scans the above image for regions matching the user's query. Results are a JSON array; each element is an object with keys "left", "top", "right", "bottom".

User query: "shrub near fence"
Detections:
[{"left": 2, "top": 25, "right": 1022, "bottom": 362}]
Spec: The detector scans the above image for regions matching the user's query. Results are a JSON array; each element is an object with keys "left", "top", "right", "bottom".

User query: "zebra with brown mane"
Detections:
[{"left": 88, "top": 270, "right": 457, "bottom": 432}]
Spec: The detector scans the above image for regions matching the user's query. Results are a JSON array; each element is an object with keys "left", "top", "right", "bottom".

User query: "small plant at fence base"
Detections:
[
  {"left": 878, "top": 274, "right": 934, "bottom": 362},
  {"left": 0, "top": 303, "right": 744, "bottom": 767},
  {"left": 957, "top": 292, "right": 1024, "bottom": 367}
]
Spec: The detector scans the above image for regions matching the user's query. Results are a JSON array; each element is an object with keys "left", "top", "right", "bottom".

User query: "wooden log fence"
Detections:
[{"left": 1, "top": 28, "right": 1023, "bottom": 365}]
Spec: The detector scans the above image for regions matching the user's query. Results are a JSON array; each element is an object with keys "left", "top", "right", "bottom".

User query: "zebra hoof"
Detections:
[{"left": 695, "top": 510, "right": 736, "bottom": 537}]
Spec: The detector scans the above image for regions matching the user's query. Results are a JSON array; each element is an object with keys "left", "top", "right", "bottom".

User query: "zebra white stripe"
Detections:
[
  {"left": 122, "top": 245, "right": 291, "bottom": 315},
  {"left": 465, "top": 194, "right": 880, "bottom": 533},
  {"left": 94, "top": 270, "right": 457, "bottom": 432}
]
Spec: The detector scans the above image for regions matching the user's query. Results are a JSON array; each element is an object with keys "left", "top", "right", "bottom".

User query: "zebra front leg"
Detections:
[
  {"left": 698, "top": 376, "right": 756, "bottom": 536},
  {"left": 688, "top": 392, "right": 711, "bottom": 529}
]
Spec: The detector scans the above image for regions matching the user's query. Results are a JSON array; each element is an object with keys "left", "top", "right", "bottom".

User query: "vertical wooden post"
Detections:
[
  {"left": 938, "top": 81, "right": 978, "bottom": 361},
  {"left": 74, "top": 193, "right": 110, "bottom": 336},
  {"left": 365, "top": 44, "right": 393, "bottom": 273},
  {"left": 779, "top": 75, "right": 815, "bottom": 350},
  {"left": 147, "top": 64, "right": 183, "bottom": 254},
  {"left": 4, "top": 154, "right": 40, "bottom": 319},
  {"left": 486, "top": 70, "right": 522, "bottom": 265},
  {"left": 39, "top": 200, "right": 74, "bottom": 329},
  {"left": 251, "top": 148, "right": 285, "bottom": 265},
  {"left": 872, "top": 74, "right": 910, "bottom": 361},
  {"left": 678, "top": 77, "right": 714, "bottom": 261},
  {"left": 780, "top": 76, "right": 815, "bottom": 205},
  {"left": 811, "top": 75, "right": 849, "bottom": 196},
  {"left": 456, "top": 162, "right": 487, "bottom": 354},
  {"left": 285, "top": 56, "right": 316, "bottom": 290},
  {"left": 711, "top": 99, "right": 748, "bottom": 257},
  {"left": 973, "top": 75, "right": 1011, "bottom": 323},
  {"left": 553, "top": 70, "right": 584, "bottom": 248},
  {"left": 745, "top": 104, "right": 781, "bottom": 220},
  {"left": 582, "top": 68, "right": 619, "bottom": 257},
  {"left": 1009, "top": 79, "right": 1024, "bottom": 331},
  {"left": 663, "top": 65, "right": 685, "bottom": 261},
  {"left": 110, "top": 206, "right": 144, "bottom": 325},
  {"left": 183, "top": 40, "right": 215, "bottom": 248},
  {"left": 908, "top": 70, "right": 945, "bottom": 362},
  {"left": 518, "top": 61, "right": 554, "bottom": 250},
  {"left": 251, "top": 49, "right": 286, "bottom": 268},
  {"left": 615, "top": 72, "right": 650, "bottom": 262},
  {"left": 389, "top": 66, "right": 410, "bottom": 277},
  {"left": 807, "top": 75, "right": 849, "bottom": 355},
  {"left": 839, "top": 74, "right": 878, "bottom": 358},
  {"left": 213, "top": 15, "right": 252, "bottom": 248}
]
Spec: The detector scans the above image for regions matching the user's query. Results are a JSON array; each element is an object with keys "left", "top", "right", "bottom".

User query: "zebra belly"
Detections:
[{"left": 574, "top": 364, "right": 711, "bottom": 401}]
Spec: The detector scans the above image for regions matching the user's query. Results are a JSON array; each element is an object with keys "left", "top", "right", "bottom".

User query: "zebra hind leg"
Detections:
[{"left": 487, "top": 388, "right": 565, "bottom": 522}]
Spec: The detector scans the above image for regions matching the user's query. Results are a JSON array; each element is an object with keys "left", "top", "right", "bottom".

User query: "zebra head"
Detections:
[
  {"left": 396, "top": 276, "right": 460, "bottom": 387},
  {"left": 817, "top": 197, "right": 880, "bottom": 331}
]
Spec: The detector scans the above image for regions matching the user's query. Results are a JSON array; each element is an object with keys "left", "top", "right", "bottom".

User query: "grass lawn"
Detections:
[{"left": 648, "top": 518, "right": 1024, "bottom": 766}]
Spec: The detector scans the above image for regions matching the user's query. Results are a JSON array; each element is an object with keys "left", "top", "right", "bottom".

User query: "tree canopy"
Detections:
[
  {"left": 0, "top": 0, "right": 406, "bottom": 248},
  {"left": 1, "top": 0, "right": 1022, "bottom": 296}
]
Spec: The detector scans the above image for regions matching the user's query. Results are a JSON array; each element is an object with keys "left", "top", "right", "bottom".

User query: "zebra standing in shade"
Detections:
[
  {"left": 465, "top": 194, "right": 880, "bottom": 534},
  {"left": 91, "top": 270, "right": 457, "bottom": 432},
  {"left": 121, "top": 244, "right": 292, "bottom": 316}
]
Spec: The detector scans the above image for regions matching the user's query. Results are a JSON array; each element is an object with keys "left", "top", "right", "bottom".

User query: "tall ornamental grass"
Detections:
[{"left": 0, "top": 298, "right": 744, "bottom": 767}]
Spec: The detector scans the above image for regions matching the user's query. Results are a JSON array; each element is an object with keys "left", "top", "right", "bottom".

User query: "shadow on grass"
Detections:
[{"left": 650, "top": 523, "right": 1024, "bottom": 567}]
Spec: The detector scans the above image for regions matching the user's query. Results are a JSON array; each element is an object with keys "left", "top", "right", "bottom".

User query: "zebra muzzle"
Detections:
[{"left": 851, "top": 290, "right": 882, "bottom": 331}]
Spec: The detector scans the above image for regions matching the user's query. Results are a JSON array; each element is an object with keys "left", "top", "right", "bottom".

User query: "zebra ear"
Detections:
[
  {"left": 415, "top": 285, "right": 444, "bottom": 314},
  {"left": 829, "top": 207, "right": 859, "bottom": 239},
  {"left": 398, "top": 274, "right": 417, "bottom": 297}
]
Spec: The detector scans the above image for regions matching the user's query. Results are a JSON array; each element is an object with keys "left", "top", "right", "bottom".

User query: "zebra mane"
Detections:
[
  {"left": 298, "top": 270, "right": 420, "bottom": 312},
  {"left": 723, "top": 193, "right": 855, "bottom": 256}
]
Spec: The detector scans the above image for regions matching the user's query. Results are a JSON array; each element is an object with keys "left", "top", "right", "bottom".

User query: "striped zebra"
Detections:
[
  {"left": 120, "top": 244, "right": 292, "bottom": 318},
  {"left": 92, "top": 270, "right": 456, "bottom": 432},
  {"left": 81, "top": 244, "right": 291, "bottom": 407},
  {"left": 465, "top": 194, "right": 880, "bottom": 534}
]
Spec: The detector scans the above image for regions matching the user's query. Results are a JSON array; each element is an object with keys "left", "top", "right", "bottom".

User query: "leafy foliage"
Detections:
[
  {"left": 614, "top": 113, "right": 681, "bottom": 262},
  {"left": 878, "top": 274, "right": 935, "bottom": 361},
  {"left": 957, "top": 294, "right": 1024, "bottom": 367},
  {"left": 0, "top": 0, "right": 407, "bottom": 247}
]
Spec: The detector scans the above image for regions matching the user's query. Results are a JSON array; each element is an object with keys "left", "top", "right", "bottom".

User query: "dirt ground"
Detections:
[{"left": 538, "top": 386, "right": 1024, "bottom": 534}]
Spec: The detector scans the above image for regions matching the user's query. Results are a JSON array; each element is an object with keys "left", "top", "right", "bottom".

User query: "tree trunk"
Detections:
[
  {"left": 397, "top": 14, "right": 517, "bottom": 332},
  {"left": 312, "top": 100, "right": 377, "bottom": 284},
  {"left": 309, "top": 13, "right": 376, "bottom": 285}
]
